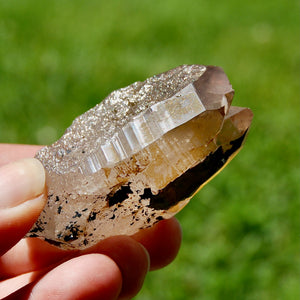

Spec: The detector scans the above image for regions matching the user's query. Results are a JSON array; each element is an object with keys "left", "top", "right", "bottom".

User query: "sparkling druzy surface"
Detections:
[{"left": 28, "top": 65, "right": 253, "bottom": 249}]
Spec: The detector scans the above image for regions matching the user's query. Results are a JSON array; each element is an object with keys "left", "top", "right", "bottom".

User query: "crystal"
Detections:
[{"left": 27, "top": 65, "right": 253, "bottom": 249}]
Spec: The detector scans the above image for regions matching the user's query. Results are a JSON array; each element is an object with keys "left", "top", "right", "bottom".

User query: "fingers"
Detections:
[
  {"left": 6, "top": 237, "right": 149, "bottom": 300},
  {"left": 0, "top": 144, "right": 182, "bottom": 299},
  {"left": 1, "top": 218, "right": 182, "bottom": 280},
  {"left": 0, "top": 144, "right": 43, "bottom": 167},
  {"left": 30, "top": 254, "right": 122, "bottom": 300},
  {"left": 84, "top": 236, "right": 149, "bottom": 300},
  {"left": 0, "top": 238, "right": 71, "bottom": 279},
  {"left": 8, "top": 254, "right": 122, "bottom": 300},
  {"left": 132, "top": 217, "right": 182, "bottom": 270},
  {"left": 1, "top": 220, "right": 181, "bottom": 299},
  {"left": 0, "top": 159, "right": 46, "bottom": 256},
  {"left": 2, "top": 236, "right": 149, "bottom": 300}
]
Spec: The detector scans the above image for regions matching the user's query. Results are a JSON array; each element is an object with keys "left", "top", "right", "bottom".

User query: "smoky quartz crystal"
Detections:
[{"left": 28, "top": 65, "right": 253, "bottom": 249}]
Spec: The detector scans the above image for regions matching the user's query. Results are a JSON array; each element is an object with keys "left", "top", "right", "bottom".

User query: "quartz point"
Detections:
[{"left": 28, "top": 65, "right": 253, "bottom": 249}]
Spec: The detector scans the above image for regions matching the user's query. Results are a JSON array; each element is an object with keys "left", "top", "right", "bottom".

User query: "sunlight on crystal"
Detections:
[{"left": 28, "top": 65, "right": 252, "bottom": 250}]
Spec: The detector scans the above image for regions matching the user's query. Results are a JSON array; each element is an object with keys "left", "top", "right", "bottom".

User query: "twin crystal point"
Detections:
[{"left": 28, "top": 65, "right": 253, "bottom": 249}]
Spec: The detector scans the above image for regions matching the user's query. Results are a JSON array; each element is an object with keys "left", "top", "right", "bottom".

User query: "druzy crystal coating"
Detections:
[{"left": 28, "top": 65, "right": 253, "bottom": 249}]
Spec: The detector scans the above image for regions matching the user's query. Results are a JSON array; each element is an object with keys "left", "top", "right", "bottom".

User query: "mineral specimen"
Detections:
[{"left": 28, "top": 65, "right": 253, "bottom": 249}]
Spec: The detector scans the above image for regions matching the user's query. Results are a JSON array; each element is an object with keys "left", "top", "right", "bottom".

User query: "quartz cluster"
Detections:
[{"left": 28, "top": 65, "right": 253, "bottom": 249}]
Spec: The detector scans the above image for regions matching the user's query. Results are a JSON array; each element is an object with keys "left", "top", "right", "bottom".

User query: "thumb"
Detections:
[{"left": 0, "top": 158, "right": 46, "bottom": 256}]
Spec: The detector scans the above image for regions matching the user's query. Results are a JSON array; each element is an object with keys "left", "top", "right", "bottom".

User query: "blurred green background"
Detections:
[{"left": 0, "top": 0, "right": 299, "bottom": 299}]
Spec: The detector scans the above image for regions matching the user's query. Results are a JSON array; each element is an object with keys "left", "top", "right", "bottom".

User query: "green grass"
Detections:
[{"left": 0, "top": 0, "right": 299, "bottom": 299}]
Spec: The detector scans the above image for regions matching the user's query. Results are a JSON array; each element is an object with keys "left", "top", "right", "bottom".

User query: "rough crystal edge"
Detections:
[{"left": 36, "top": 65, "right": 237, "bottom": 175}]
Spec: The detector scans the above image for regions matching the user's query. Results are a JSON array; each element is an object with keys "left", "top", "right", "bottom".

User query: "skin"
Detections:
[{"left": 0, "top": 144, "right": 182, "bottom": 300}]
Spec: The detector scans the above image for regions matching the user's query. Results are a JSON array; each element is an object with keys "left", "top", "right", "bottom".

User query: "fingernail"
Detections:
[
  {"left": 139, "top": 243, "right": 151, "bottom": 272},
  {"left": 0, "top": 158, "right": 46, "bottom": 208}
]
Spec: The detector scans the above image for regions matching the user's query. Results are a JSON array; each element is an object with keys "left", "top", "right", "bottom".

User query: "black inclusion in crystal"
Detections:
[
  {"left": 107, "top": 184, "right": 133, "bottom": 207},
  {"left": 148, "top": 131, "right": 247, "bottom": 210}
]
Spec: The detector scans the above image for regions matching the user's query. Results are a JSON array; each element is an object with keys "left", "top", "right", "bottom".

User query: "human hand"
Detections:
[{"left": 0, "top": 144, "right": 182, "bottom": 300}]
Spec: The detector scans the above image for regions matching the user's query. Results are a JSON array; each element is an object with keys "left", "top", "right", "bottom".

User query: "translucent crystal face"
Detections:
[
  {"left": 28, "top": 65, "right": 253, "bottom": 250},
  {"left": 78, "top": 84, "right": 207, "bottom": 175}
]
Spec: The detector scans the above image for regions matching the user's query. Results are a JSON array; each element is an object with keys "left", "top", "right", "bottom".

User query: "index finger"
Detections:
[{"left": 0, "top": 144, "right": 43, "bottom": 167}]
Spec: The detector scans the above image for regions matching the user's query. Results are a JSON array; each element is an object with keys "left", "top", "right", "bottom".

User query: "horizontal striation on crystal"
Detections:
[
  {"left": 27, "top": 65, "right": 252, "bottom": 250},
  {"left": 78, "top": 84, "right": 205, "bottom": 175}
]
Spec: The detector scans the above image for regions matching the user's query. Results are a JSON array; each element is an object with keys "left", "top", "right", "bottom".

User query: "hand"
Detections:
[{"left": 0, "top": 144, "right": 182, "bottom": 300}]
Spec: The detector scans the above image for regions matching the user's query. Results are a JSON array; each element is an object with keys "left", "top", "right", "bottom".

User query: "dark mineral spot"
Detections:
[
  {"left": 64, "top": 225, "right": 80, "bottom": 241},
  {"left": 72, "top": 211, "right": 82, "bottom": 218},
  {"left": 107, "top": 184, "right": 133, "bottom": 207},
  {"left": 88, "top": 211, "right": 97, "bottom": 222},
  {"left": 30, "top": 221, "right": 44, "bottom": 233},
  {"left": 45, "top": 238, "right": 64, "bottom": 247},
  {"left": 140, "top": 188, "right": 153, "bottom": 200},
  {"left": 64, "top": 234, "right": 76, "bottom": 242},
  {"left": 57, "top": 206, "right": 62, "bottom": 214},
  {"left": 29, "top": 233, "right": 38, "bottom": 237}
]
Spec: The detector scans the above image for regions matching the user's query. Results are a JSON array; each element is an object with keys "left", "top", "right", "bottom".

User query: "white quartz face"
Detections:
[{"left": 28, "top": 65, "right": 253, "bottom": 250}]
